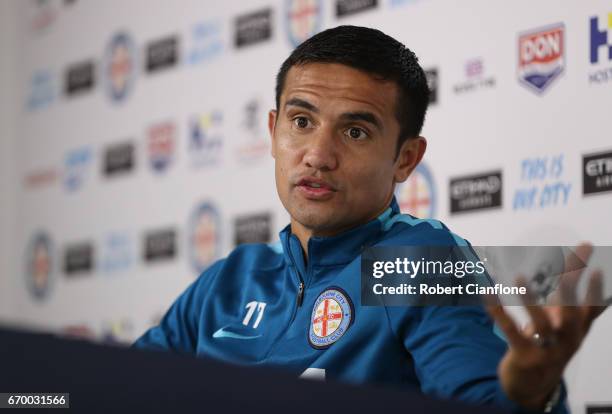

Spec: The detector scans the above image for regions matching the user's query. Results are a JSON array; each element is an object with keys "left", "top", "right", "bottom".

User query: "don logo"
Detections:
[{"left": 518, "top": 23, "right": 565, "bottom": 94}]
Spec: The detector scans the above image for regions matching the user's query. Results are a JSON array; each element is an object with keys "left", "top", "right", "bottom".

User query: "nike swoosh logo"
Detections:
[{"left": 212, "top": 327, "right": 262, "bottom": 340}]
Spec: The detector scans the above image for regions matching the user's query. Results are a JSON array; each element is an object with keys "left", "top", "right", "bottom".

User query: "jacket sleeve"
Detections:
[
  {"left": 131, "top": 260, "right": 225, "bottom": 354},
  {"left": 386, "top": 304, "right": 569, "bottom": 414}
]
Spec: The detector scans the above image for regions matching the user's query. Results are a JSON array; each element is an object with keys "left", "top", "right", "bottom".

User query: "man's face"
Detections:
[{"left": 269, "top": 62, "right": 423, "bottom": 237}]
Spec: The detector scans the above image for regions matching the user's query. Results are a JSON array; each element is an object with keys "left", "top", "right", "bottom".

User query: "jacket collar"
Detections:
[{"left": 279, "top": 197, "right": 400, "bottom": 269}]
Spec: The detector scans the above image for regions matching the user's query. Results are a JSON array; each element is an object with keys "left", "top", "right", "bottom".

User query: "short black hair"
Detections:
[{"left": 275, "top": 25, "right": 430, "bottom": 156}]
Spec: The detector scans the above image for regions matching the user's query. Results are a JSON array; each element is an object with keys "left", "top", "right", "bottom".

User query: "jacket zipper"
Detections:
[{"left": 297, "top": 281, "right": 304, "bottom": 307}]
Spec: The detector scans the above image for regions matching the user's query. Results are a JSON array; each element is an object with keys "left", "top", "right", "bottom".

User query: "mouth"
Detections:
[{"left": 295, "top": 177, "right": 337, "bottom": 200}]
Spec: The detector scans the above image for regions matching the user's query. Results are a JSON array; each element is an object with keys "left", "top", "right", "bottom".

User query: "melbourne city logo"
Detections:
[
  {"left": 583, "top": 149, "right": 612, "bottom": 196},
  {"left": 186, "top": 20, "right": 223, "bottom": 65},
  {"left": 63, "top": 146, "right": 93, "bottom": 192},
  {"left": 147, "top": 121, "right": 176, "bottom": 173},
  {"left": 189, "top": 202, "right": 221, "bottom": 274},
  {"left": 395, "top": 162, "right": 436, "bottom": 218},
  {"left": 450, "top": 170, "right": 502, "bottom": 214},
  {"left": 518, "top": 23, "right": 565, "bottom": 94},
  {"left": 25, "top": 232, "right": 54, "bottom": 301},
  {"left": 285, "top": 0, "right": 322, "bottom": 47},
  {"left": 103, "top": 31, "right": 138, "bottom": 103},
  {"left": 589, "top": 12, "right": 612, "bottom": 85},
  {"left": 234, "top": 8, "right": 273, "bottom": 48},
  {"left": 513, "top": 153, "right": 571, "bottom": 210},
  {"left": 309, "top": 287, "right": 353, "bottom": 349},
  {"left": 145, "top": 35, "right": 179, "bottom": 73},
  {"left": 453, "top": 58, "right": 496, "bottom": 95},
  {"left": 189, "top": 111, "right": 223, "bottom": 167}
]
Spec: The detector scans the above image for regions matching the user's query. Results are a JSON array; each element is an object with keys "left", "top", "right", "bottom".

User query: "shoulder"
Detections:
[
  {"left": 194, "top": 241, "right": 285, "bottom": 282},
  {"left": 377, "top": 212, "right": 470, "bottom": 247}
]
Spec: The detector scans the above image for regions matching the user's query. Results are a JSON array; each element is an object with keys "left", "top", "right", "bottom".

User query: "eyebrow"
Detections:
[
  {"left": 285, "top": 97, "right": 319, "bottom": 113},
  {"left": 339, "top": 111, "right": 382, "bottom": 131},
  {"left": 285, "top": 97, "right": 383, "bottom": 131}
]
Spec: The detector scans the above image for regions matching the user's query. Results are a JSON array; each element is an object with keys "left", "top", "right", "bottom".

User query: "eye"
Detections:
[
  {"left": 293, "top": 116, "right": 311, "bottom": 129},
  {"left": 344, "top": 127, "right": 368, "bottom": 140}
]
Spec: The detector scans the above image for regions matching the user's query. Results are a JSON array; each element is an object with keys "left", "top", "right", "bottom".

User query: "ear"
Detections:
[
  {"left": 268, "top": 109, "right": 277, "bottom": 158},
  {"left": 394, "top": 136, "right": 427, "bottom": 183}
]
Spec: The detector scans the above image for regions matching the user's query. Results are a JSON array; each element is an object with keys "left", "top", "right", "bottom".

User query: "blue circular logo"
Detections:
[
  {"left": 309, "top": 287, "right": 353, "bottom": 349},
  {"left": 103, "top": 31, "right": 137, "bottom": 103},
  {"left": 189, "top": 202, "right": 221, "bottom": 275},
  {"left": 25, "top": 232, "right": 54, "bottom": 300}
]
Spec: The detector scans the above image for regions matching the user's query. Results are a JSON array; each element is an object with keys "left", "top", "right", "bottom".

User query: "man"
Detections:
[{"left": 134, "top": 26, "right": 606, "bottom": 413}]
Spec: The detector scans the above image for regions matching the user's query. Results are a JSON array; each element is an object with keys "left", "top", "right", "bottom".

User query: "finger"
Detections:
[
  {"left": 582, "top": 270, "right": 607, "bottom": 332},
  {"left": 517, "top": 277, "right": 554, "bottom": 336},
  {"left": 486, "top": 304, "right": 531, "bottom": 349}
]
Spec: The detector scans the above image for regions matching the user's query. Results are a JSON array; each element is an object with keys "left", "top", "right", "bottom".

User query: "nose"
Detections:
[{"left": 303, "top": 130, "right": 338, "bottom": 171}]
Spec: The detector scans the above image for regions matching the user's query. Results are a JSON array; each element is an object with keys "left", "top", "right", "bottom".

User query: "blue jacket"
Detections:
[{"left": 134, "top": 198, "right": 568, "bottom": 413}]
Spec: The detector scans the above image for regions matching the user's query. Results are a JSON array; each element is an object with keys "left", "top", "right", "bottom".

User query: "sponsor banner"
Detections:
[
  {"left": 285, "top": 0, "right": 322, "bottom": 47},
  {"left": 588, "top": 12, "right": 612, "bottom": 85},
  {"left": 100, "top": 232, "right": 133, "bottom": 273},
  {"left": 186, "top": 20, "right": 224, "bottom": 65},
  {"left": 189, "top": 202, "right": 221, "bottom": 274},
  {"left": 235, "top": 8, "right": 273, "bottom": 48},
  {"left": 189, "top": 111, "right": 223, "bottom": 167},
  {"left": 147, "top": 121, "right": 176, "bottom": 173},
  {"left": 65, "top": 60, "right": 95, "bottom": 96},
  {"left": 64, "top": 242, "right": 94, "bottom": 275},
  {"left": 450, "top": 171, "right": 502, "bottom": 214},
  {"left": 424, "top": 68, "right": 438, "bottom": 104},
  {"left": 26, "top": 70, "right": 55, "bottom": 111},
  {"left": 235, "top": 98, "right": 269, "bottom": 163},
  {"left": 145, "top": 35, "right": 179, "bottom": 73},
  {"left": 518, "top": 23, "right": 565, "bottom": 94},
  {"left": 143, "top": 228, "right": 177, "bottom": 262},
  {"left": 101, "top": 319, "right": 134, "bottom": 344},
  {"left": 513, "top": 154, "right": 571, "bottom": 210},
  {"left": 24, "top": 167, "right": 58, "bottom": 190},
  {"left": 103, "top": 141, "right": 135, "bottom": 177},
  {"left": 395, "top": 162, "right": 436, "bottom": 218},
  {"left": 234, "top": 212, "right": 272, "bottom": 245},
  {"left": 102, "top": 31, "right": 138, "bottom": 103},
  {"left": 63, "top": 146, "right": 92, "bottom": 192},
  {"left": 583, "top": 150, "right": 612, "bottom": 195},
  {"left": 336, "top": 0, "right": 378, "bottom": 17},
  {"left": 25, "top": 232, "right": 54, "bottom": 300},
  {"left": 453, "top": 58, "right": 496, "bottom": 95}
]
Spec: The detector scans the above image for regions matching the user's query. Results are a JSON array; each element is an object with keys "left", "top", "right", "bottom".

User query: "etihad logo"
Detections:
[
  {"left": 234, "top": 8, "right": 272, "bottom": 48},
  {"left": 146, "top": 35, "right": 179, "bottom": 73},
  {"left": 583, "top": 150, "right": 612, "bottom": 195},
  {"left": 450, "top": 171, "right": 502, "bottom": 214}
]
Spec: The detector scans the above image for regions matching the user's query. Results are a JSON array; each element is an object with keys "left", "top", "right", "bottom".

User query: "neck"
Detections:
[{"left": 290, "top": 199, "right": 393, "bottom": 259}]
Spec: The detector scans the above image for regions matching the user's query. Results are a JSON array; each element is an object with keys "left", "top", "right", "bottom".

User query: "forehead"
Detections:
[{"left": 281, "top": 62, "right": 398, "bottom": 119}]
